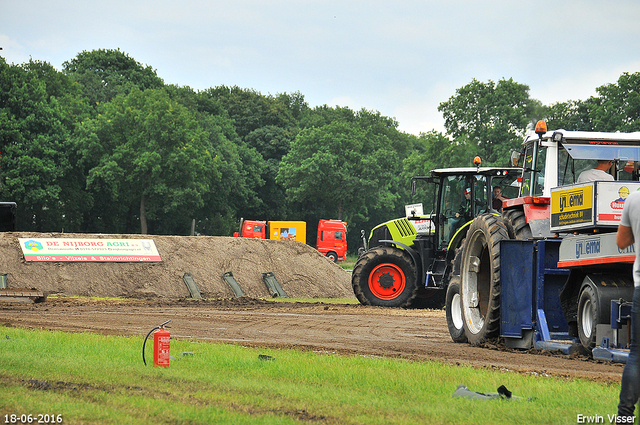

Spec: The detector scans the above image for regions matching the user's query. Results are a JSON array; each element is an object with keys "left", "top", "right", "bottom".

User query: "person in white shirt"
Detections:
[
  {"left": 577, "top": 160, "right": 615, "bottom": 183},
  {"left": 617, "top": 190, "right": 640, "bottom": 418}
]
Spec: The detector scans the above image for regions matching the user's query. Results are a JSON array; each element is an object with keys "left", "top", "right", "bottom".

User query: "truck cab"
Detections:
[
  {"left": 235, "top": 220, "right": 267, "bottom": 238},
  {"left": 317, "top": 219, "right": 347, "bottom": 262}
]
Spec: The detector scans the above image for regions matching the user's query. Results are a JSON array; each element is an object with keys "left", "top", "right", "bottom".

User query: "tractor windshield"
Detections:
[
  {"left": 560, "top": 144, "right": 640, "bottom": 183},
  {"left": 438, "top": 174, "right": 487, "bottom": 249}
]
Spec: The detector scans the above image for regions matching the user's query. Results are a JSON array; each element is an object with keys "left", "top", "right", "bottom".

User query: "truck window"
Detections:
[{"left": 334, "top": 231, "right": 343, "bottom": 240}]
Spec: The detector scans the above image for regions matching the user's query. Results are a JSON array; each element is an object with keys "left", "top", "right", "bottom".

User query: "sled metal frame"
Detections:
[
  {"left": 501, "top": 239, "right": 584, "bottom": 354},
  {"left": 501, "top": 239, "right": 632, "bottom": 362}
]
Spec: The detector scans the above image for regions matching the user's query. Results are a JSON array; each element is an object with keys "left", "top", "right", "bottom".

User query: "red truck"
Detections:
[
  {"left": 235, "top": 219, "right": 347, "bottom": 262},
  {"left": 315, "top": 219, "right": 347, "bottom": 262},
  {"left": 236, "top": 220, "right": 268, "bottom": 239}
]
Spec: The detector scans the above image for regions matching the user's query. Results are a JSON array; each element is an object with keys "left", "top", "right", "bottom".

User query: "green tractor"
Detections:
[{"left": 352, "top": 165, "right": 520, "bottom": 310}]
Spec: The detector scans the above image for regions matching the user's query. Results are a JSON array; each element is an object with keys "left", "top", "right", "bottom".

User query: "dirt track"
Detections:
[
  {"left": 0, "top": 297, "right": 626, "bottom": 384},
  {"left": 0, "top": 233, "right": 627, "bottom": 385}
]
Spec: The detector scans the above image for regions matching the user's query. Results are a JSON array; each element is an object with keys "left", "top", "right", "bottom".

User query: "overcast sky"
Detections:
[{"left": 2, "top": 1, "right": 640, "bottom": 135}]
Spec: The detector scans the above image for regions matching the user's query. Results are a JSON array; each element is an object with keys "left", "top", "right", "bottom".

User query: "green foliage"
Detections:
[
  {"left": 204, "top": 86, "right": 302, "bottom": 139},
  {"left": 3, "top": 48, "right": 640, "bottom": 245},
  {"left": 76, "top": 88, "right": 212, "bottom": 234},
  {"left": 167, "top": 85, "right": 266, "bottom": 235},
  {"left": 438, "top": 78, "right": 535, "bottom": 165},
  {"left": 399, "top": 131, "right": 476, "bottom": 210},
  {"left": 244, "top": 125, "right": 293, "bottom": 218},
  {"left": 0, "top": 58, "right": 88, "bottom": 231},
  {"left": 62, "top": 48, "right": 164, "bottom": 108},
  {"left": 277, "top": 120, "right": 399, "bottom": 227},
  {"left": 543, "top": 99, "right": 595, "bottom": 131},
  {"left": 591, "top": 72, "right": 640, "bottom": 132},
  {"left": 542, "top": 73, "right": 640, "bottom": 134}
]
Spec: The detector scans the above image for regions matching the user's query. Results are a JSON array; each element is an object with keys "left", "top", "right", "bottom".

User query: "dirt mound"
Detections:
[{"left": 0, "top": 232, "right": 354, "bottom": 300}]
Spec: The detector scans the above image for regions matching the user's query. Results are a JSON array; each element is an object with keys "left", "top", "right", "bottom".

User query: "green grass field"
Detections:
[{"left": 0, "top": 325, "right": 625, "bottom": 425}]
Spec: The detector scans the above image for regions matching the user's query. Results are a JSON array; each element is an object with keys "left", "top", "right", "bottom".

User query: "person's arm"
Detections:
[{"left": 617, "top": 224, "right": 634, "bottom": 249}]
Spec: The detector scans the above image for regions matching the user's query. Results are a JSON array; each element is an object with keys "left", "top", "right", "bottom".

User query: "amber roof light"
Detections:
[{"left": 535, "top": 120, "right": 547, "bottom": 136}]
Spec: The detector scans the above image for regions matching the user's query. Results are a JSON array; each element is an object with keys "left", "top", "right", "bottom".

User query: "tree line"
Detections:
[{"left": 1, "top": 48, "right": 639, "bottom": 252}]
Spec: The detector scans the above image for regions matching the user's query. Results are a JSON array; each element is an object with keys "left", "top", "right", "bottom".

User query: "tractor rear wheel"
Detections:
[
  {"left": 460, "top": 214, "right": 509, "bottom": 345},
  {"left": 503, "top": 208, "right": 532, "bottom": 240},
  {"left": 352, "top": 246, "right": 418, "bottom": 308}
]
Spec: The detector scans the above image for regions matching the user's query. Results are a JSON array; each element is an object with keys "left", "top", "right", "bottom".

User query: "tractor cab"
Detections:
[
  {"left": 506, "top": 121, "right": 640, "bottom": 238},
  {"left": 518, "top": 124, "right": 640, "bottom": 198},
  {"left": 410, "top": 166, "right": 520, "bottom": 290}
]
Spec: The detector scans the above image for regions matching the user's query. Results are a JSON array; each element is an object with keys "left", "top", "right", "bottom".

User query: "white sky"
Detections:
[{"left": 2, "top": 1, "right": 640, "bottom": 135}]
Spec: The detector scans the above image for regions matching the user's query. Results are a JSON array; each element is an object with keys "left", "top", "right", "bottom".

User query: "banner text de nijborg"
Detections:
[{"left": 45, "top": 241, "right": 134, "bottom": 247}]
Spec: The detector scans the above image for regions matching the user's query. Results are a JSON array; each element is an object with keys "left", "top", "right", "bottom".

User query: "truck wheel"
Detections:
[
  {"left": 577, "top": 285, "right": 599, "bottom": 349},
  {"left": 352, "top": 246, "right": 418, "bottom": 308},
  {"left": 460, "top": 214, "right": 509, "bottom": 345},
  {"left": 503, "top": 208, "right": 532, "bottom": 240},
  {"left": 446, "top": 276, "right": 467, "bottom": 343},
  {"left": 326, "top": 252, "right": 338, "bottom": 262}
]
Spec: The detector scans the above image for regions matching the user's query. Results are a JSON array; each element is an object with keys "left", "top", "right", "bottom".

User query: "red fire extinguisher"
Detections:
[{"left": 142, "top": 320, "right": 171, "bottom": 367}]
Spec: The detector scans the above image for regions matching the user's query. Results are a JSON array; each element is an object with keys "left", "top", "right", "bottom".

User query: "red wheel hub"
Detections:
[{"left": 368, "top": 263, "right": 406, "bottom": 300}]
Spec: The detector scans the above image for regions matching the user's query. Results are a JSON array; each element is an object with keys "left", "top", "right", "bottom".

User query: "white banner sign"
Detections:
[
  {"left": 558, "top": 233, "right": 635, "bottom": 267},
  {"left": 19, "top": 238, "right": 162, "bottom": 262}
]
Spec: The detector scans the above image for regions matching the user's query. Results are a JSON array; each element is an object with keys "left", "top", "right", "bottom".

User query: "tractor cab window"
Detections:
[
  {"left": 558, "top": 146, "right": 606, "bottom": 185},
  {"left": 473, "top": 175, "right": 488, "bottom": 216},
  {"left": 491, "top": 173, "right": 519, "bottom": 206},
  {"left": 558, "top": 143, "right": 640, "bottom": 184},
  {"left": 521, "top": 143, "right": 546, "bottom": 196},
  {"left": 558, "top": 146, "right": 578, "bottom": 185},
  {"left": 438, "top": 175, "right": 473, "bottom": 249},
  {"left": 334, "top": 231, "right": 343, "bottom": 240},
  {"left": 619, "top": 161, "right": 640, "bottom": 181}
]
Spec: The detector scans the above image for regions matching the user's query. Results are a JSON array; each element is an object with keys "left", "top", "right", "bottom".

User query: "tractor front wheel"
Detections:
[
  {"left": 352, "top": 246, "right": 418, "bottom": 308},
  {"left": 446, "top": 276, "right": 467, "bottom": 343}
]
